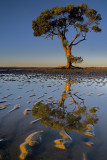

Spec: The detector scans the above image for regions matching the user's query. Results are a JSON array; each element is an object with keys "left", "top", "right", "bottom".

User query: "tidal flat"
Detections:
[{"left": 0, "top": 69, "right": 107, "bottom": 160}]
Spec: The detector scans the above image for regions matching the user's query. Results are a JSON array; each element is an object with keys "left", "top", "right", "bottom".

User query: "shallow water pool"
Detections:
[{"left": 0, "top": 72, "right": 107, "bottom": 160}]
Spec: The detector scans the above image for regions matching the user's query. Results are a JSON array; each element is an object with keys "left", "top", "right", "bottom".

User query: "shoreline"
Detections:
[{"left": 0, "top": 67, "right": 107, "bottom": 77}]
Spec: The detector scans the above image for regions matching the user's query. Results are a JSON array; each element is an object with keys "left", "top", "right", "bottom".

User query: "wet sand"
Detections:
[
  {"left": 0, "top": 67, "right": 107, "bottom": 77},
  {"left": 0, "top": 68, "right": 107, "bottom": 160}
]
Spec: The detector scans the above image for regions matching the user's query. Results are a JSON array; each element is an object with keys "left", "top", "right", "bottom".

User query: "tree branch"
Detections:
[
  {"left": 72, "top": 38, "right": 86, "bottom": 46},
  {"left": 51, "top": 31, "right": 59, "bottom": 36},
  {"left": 45, "top": 30, "right": 60, "bottom": 39},
  {"left": 69, "top": 30, "right": 81, "bottom": 47}
]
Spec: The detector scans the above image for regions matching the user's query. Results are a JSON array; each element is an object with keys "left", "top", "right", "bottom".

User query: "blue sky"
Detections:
[{"left": 0, "top": 0, "right": 107, "bottom": 67}]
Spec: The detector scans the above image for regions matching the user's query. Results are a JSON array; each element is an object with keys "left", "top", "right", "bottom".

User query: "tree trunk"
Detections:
[
  {"left": 60, "top": 36, "right": 72, "bottom": 68},
  {"left": 66, "top": 46, "right": 72, "bottom": 68},
  {"left": 67, "top": 56, "right": 71, "bottom": 68}
]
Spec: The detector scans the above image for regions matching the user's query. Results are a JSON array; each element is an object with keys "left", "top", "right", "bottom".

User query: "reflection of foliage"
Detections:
[
  {"left": 65, "top": 105, "right": 98, "bottom": 133},
  {"left": 32, "top": 102, "right": 98, "bottom": 133},
  {"left": 73, "top": 106, "right": 86, "bottom": 115},
  {"left": 32, "top": 79, "right": 99, "bottom": 153},
  {"left": 89, "top": 106, "right": 99, "bottom": 113},
  {"left": 32, "top": 102, "right": 65, "bottom": 130},
  {"left": 32, "top": 79, "right": 99, "bottom": 137},
  {"left": 86, "top": 114, "right": 98, "bottom": 125}
]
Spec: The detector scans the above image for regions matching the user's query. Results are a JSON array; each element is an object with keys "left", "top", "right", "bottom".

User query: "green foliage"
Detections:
[
  {"left": 91, "top": 25, "right": 102, "bottom": 32},
  {"left": 66, "top": 4, "right": 74, "bottom": 12},
  {"left": 71, "top": 55, "right": 83, "bottom": 64},
  {"left": 79, "top": 3, "right": 88, "bottom": 10},
  {"left": 86, "top": 9, "right": 102, "bottom": 22},
  {"left": 75, "top": 23, "right": 89, "bottom": 33},
  {"left": 32, "top": 3, "right": 102, "bottom": 67},
  {"left": 32, "top": 3, "right": 102, "bottom": 38},
  {"left": 50, "top": 6, "right": 66, "bottom": 15}
]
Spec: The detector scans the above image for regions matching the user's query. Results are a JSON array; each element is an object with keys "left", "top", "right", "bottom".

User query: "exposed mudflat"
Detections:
[
  {"left": 0, "top": 67, "right": 107, "bottom": 78},
  {"left": 0, "top": 68, "right": 107, "bottom": 160}
]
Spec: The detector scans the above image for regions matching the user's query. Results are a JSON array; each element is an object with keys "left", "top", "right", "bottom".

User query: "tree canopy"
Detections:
[{"left": 32, "top": 3, "right": 102, "bottom": 68}]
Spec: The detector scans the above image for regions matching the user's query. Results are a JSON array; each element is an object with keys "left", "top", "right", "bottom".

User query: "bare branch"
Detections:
[
  {"left": 81, "top": 32, "right": 86, "bottom": 38},
  {"left": 72, "top": 38, "right": 86, "bottom": 46},
  {"left": 51, "top": 31, "right": 59, "bottom": 36},
  {"left": 69, "top": 30, "right": 81, "bottom": 47}
]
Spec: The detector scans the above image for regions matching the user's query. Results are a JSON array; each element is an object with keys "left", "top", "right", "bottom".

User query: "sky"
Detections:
[{"left": 0, "top": 0, "right": 107, "bottom": 67}]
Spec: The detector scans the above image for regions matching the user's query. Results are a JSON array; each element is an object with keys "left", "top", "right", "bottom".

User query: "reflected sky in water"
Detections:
[{"left": 0, "top": 73, "right": 107, "bottom": 160}]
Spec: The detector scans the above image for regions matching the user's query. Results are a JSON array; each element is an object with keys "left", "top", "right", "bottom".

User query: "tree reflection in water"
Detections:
[{"left": 32, "top": 79, "right": 99, "bottom": 151}]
